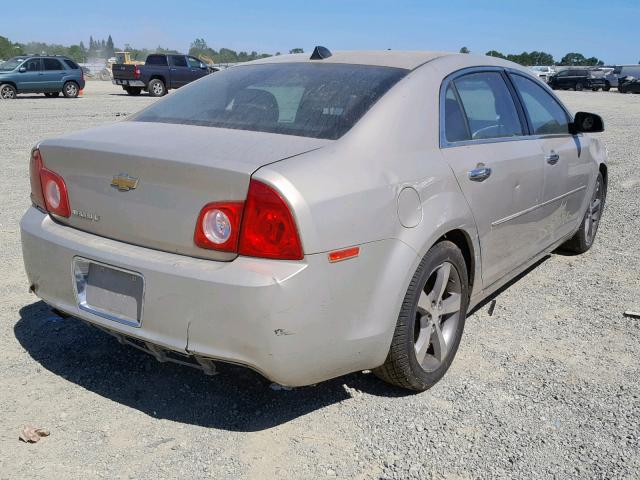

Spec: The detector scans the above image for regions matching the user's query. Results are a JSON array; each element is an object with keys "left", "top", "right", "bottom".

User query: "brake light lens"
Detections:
[
  {"left": 238, "top": 180, "right": 303, "bottom": 260},
  {"left": 29, "top": 148, "right": 71, "bottom": 218},
  {"left": 133, "top": 65, "right": 141, "bottom": 79},
  {"left": 194, "top": 202, "right": 243, "bottom": 252}
]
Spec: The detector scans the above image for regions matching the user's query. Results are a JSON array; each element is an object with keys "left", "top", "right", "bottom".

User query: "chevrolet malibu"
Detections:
[{"left": 21, "top": 48, "right": 607, "bottom": 391}]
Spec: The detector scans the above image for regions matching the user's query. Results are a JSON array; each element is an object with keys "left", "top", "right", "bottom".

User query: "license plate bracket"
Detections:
[{"left": 73, "top": 257, "right": 144, "bottom": 327}]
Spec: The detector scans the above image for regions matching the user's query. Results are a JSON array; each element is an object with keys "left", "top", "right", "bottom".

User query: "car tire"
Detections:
[
  {"left": 373, "top": 240, "right": 469, "bottom": 392},
  {"left": 0, "top": 83, "right": 17, "bottom": 99},
  {"left": 148, "top": 79, "right": 166, "bottom": 97},
  {"left": 62, "top": 81, "right": 80, "bottom": 98},
  {"left": 591, "top": 87, "right": 599, "bottom": 92},
  {"left": 561, "top": 172, "right": 605, "bottom": 254},
  {"left": 575, "top": 82, "right": 583, "bottom": 91},
  {"left": 44, "top": 92, "right": 60, "bottom": 98},
  {"left": 125, "top": 87, "right": 142, "bottom": 96},
  {"left": 603, "top": 83, "right": 611, "bottom": 92}
]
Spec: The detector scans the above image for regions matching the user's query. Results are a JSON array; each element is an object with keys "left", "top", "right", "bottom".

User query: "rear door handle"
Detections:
[
  {"left": 468, "top": 167, "right": 492, "bottom": 182},
  {"left": 546, "top": 153, "right": 560, "bottom": 165}
]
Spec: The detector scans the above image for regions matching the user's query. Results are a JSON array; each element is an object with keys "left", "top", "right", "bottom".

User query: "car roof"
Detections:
[{"left": 248, "top": 50, "right": 521, "bottom": 71}]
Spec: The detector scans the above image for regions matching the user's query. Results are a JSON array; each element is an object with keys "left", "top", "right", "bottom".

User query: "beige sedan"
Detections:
[{"left": 21, "top": 48, "right": 607, "bottom": 390}]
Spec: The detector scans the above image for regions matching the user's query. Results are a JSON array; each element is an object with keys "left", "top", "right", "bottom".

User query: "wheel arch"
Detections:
[
  {"left": 149, "top": 75, "right": 166, "bottom": 84},
  {"left": 1, "top": 81, "right": 18, "bottom": 91},
  {"left": 437, "top": 229, "right": 476, "bottom": 295}
]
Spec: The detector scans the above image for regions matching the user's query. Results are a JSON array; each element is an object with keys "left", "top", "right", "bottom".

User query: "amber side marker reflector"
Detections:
[{"left": 328, "top": 247, "right": 360, "bottom": 263}]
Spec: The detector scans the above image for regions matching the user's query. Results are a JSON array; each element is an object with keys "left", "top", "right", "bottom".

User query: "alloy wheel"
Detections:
[
  {"left": 584, "top": 176, "right": 603, "bottom": 245},
  {"left": 414, "top": 261, "right": 462, "bottom": 372},
  {"left": 1, "top": 85, "right": 16, "bottom": 99},
  {"left": 65, "top": 83, "right": 78, "bottom": 97}
]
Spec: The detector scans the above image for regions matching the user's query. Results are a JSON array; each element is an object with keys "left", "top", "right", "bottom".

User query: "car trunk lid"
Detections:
[{"left": 38, "top": 121, "right": 328, "bottom": 260}]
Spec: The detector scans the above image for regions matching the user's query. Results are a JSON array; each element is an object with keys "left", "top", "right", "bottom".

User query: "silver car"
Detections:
[{"left": 21, "top": 48, "right": 607, "bottom": 391}]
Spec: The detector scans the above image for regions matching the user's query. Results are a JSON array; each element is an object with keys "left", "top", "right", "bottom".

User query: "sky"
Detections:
[{"left": 1, "top": 0, "right": 638, "bottom": 64}]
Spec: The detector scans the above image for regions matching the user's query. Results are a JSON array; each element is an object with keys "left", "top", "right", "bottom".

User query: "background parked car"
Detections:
[
  {"left": 548, "top": 68, "right": 608, "bottom": 91},
  {"left": 607, "top": 65, "right": 640, "bottom": 90},
  {"left": 529, "top": 65, "right": 555, "bottom": 82},
  {"left": 0, "top": 55, "right": 85, "bottom": 99},
  {"left": 111, "top": 53, "right": 212, "bottom": 96},
  {"left": 618, "top": 76, "right": 640, "bottom": 94}
]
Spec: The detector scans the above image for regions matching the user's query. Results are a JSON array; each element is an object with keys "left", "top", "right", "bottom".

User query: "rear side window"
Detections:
[
  {"left": 170, "top": 55, "right": 188, "bottom": 67},
  {"left": 444, "top": 85, "right": 470, "bottom": 142},
  {"left": 511, "top": 75, "right": 570, "bottom": 135},
  {"left": 132, "top": 63, "right": 408, "bottom": 140},
  {"left": 43, "top": 58, "right": 63, "bottom": 71},
  {"left": 146, "top": 55, "right": 168, "bottom": 66},
  {"left": 452, "top": 72, "right": 523, "bottom": 140},
  {"left": 63, "top": 59, "right": 79, "bottom": 69}
]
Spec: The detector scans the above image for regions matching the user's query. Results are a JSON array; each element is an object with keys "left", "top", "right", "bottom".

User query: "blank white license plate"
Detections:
[{"left": 73, "top": 258, "right": 144, "bottom": 327}]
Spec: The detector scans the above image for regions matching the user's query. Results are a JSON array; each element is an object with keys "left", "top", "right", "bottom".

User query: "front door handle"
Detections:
[
  {"left": 468, "top": 166, "right": 492, "bottom": 182},
  {"left": 546, "top": 153, "right": 560, "bottom": 165}
]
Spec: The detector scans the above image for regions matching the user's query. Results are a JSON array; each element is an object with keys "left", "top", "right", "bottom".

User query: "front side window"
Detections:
[
  {"left": 24, "top": 59, "right": 42, "bottom": 72},
  {"left": 452, "top": 72, "right": 523, "bottom": 140},
  {"left": 187, "top": 57, "right": 202, "bottom": 68},
  {"left": 511, "top": 75, "right": 570, "bottom": 135},
  {"left": 132, "top": 63, "right": 407, "bottom": 140},
  {"left": 43, "top": 58, "right": 63, "bottom": 71},
  {"left": 0, "top": 57, "right": 27, "bottom": 71}
]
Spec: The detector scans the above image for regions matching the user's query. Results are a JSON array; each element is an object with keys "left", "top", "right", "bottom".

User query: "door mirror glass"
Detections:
[
  {"left": 19, "top": 67, "right": 26, "bottom": 73},
  {"left": 571, "top": 112, "right": 604, "bottom": 133}
]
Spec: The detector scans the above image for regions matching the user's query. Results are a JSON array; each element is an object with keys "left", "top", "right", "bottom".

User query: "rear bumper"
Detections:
[
  {"left": 20, "top": 208, "right": 417, "bottom": 386},
  {"left": 112, "top": 79, "right": 145, "bottom": 87}
]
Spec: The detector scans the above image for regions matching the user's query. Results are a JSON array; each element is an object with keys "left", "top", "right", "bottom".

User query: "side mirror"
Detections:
[
  {"left": 19, "top": 67, "right": 26, "bottom": 73},
  {"left": 200, "top": 63, "right": 207, "bottom": 69},
  {"left": 571, "top": 112, "right": 604, "bottom": 134}
]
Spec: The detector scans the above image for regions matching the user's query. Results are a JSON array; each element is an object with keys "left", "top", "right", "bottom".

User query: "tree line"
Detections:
[
  {"left": 460, "top": 46, "right": 606, "bottom": 66},
  {"left": 0, "top": 35, "right": 306, "bottom": 65}
]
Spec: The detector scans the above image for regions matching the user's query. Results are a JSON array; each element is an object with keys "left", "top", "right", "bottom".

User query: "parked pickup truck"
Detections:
[{"left": 112, "top": 54, "right": 214, "bottom": 96}]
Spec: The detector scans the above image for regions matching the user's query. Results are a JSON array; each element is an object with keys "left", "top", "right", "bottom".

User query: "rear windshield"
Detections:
[
  {"left": 132, "top": 63, "right": 408, "bottom": 140},
  {"left": 146, "top": 55, "right": 168, "bottom": 66}
]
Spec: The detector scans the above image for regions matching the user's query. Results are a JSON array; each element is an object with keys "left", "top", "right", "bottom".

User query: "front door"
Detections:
[
  {"left": 18, "top": 58, "right": 43, "bottom": 92},
  {"left": 440, "top": 70, "right": 546, "bottom": 288},
  {"left": 509, "top": 73, "right": 593, "bottom": 243}
]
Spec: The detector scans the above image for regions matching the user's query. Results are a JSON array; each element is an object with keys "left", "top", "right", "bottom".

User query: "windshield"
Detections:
[
  {"left": 0, "top": 57, "right": 26, "bottom": 71},
  {"left": 132, "top": 63, "right": 408, "bottom": 140}
]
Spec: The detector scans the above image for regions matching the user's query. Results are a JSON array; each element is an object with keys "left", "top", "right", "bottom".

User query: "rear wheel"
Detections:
[
  {"left": 0, "top": 84, "right": 17, "bottom": 99},
  {"left": 62, "top": 81, "right": 79, "bottom": 98},
  {"left": 575, "top": 82, "right": 584, "bottom": 91},
  {"left": 125, "top": 87, "right": 142, "bottom": 96},
  {"left": 603, "top": 83, "right": 611, "bottom": 92},
  {"left": 373, "top": 241, "right": 469, "bottom": 391},
  {"left": 562, "top": 172, "right": 605, "bottom": 254},
  {"left": 148, "top": 79, "right": 166, "bottom": 97}
]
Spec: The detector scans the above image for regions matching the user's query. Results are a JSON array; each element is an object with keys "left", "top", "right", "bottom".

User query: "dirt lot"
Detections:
[{"left": 1, "top": 81, "right": 639, "bottom": 479}]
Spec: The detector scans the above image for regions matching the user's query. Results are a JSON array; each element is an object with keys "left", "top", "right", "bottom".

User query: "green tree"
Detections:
[
  {"left": 0, "top": 36, "right": 23, "bottom": 59},
  {"left": 459, "top": 46, "right": 470, "bottom": 54},
  {"left": 67, "top": 44, "right": 86, "bottom": 63},
  {"left": 289, "top": 48, "right": 304, "bottom": 54},
  {"left": 485, "top": 50, "right": 506, "bottom": 59},
  {"left": 558, "top": 52, "right": 603, "bottom": 66},
  {"left": 105, "top": 35, "right": 115, "bottom": 59}
]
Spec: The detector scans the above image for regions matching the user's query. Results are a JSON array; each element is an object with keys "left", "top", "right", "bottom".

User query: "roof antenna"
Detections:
[{"left": 310, "top": 46, "right": 332, "bottom": 60}]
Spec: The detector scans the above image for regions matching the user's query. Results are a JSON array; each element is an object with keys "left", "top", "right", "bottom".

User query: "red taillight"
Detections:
[
  {"left": 194, "top": 180, "right": 303, "bottom": 260},
  {"left": 29, "top": 148, "right": 71, "bottom": 218},
  {"left": 238, "top": 180, "right": 303, "bottom": 260},
  {"left": 133, "top": 65, "right": 141, "bottom": 79},
  {"left": 194, "top": 202, "right": 243, "bottom": 252}
]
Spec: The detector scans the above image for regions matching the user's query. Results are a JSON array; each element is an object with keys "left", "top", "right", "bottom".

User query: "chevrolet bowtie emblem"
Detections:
[{"left": 111, "top": 174, "right": 139, "bottom": 192}]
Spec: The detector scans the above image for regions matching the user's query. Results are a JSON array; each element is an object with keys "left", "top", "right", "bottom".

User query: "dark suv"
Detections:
[
  {"left": 548, "top": 69, "right": 608, "bottom": 92},
  {"left": 0, "top": 55, "right": 85, "bottom": 99}
]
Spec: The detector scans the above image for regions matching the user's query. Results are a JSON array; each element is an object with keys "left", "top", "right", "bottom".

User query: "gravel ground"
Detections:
[{"left": 1, "top": 82, "right": 639, "bottom": 480}]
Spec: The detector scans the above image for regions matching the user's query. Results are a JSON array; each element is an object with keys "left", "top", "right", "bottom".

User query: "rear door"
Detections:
[
  {"left": 440, "top": 69, "right": 546, "bottom": 287},
  {"left": 42, "top": 58, "right": 66, "bottom": 90},
  {"left": 168, "top": 55, "right": 190, "bottom": 88},
  {"left": 509, "top": 73, "right": 592, "bottom": 242}
]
